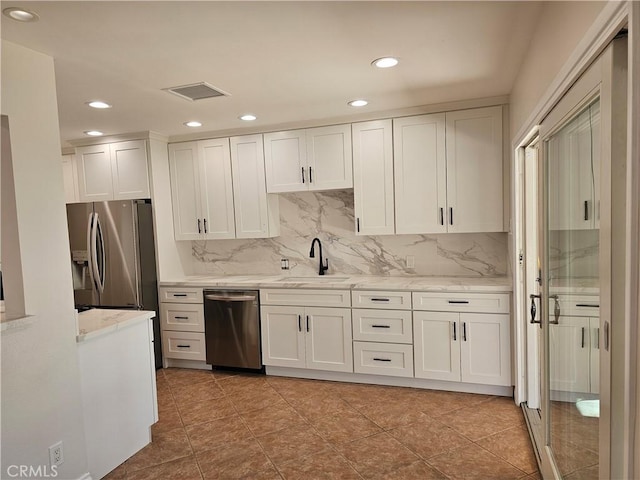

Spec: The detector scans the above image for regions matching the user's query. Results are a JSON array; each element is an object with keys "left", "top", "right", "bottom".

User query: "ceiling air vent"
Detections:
[{"left": 164, "top": 82, "right": 229, "bottom": 101}]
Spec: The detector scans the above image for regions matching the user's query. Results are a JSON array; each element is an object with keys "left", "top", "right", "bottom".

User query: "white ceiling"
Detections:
[{"left": 1, "top": 1, "right": 543, "bottom": 147}]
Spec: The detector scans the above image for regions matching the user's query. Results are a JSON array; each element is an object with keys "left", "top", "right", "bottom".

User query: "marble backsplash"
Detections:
[
  {"left": 192, "top": 190, "right": 508, "bottom": 277},
  {"left": 548, "top": 229, "right": 599, "bottom": 280}
]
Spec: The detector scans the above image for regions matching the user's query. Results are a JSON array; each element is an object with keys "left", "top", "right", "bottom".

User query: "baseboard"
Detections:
[
  {"left": 163, "top": 358, "right": 210, "bottom": 370},
  {"left": 266, "top": 366, "right": 513, "bottom": 397}
]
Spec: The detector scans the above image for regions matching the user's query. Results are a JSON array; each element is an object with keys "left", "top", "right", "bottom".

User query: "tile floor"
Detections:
[{"left": 104, "top": 368, "right": 540, "bottom": 479}]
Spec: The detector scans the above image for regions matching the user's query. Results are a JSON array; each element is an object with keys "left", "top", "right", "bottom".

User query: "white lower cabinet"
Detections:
[
  {"left": 159, "top": 287, "right": 206, "bottom": 362},
  {"left": 261, "top": 305, "right": 353, "bottom": 372},
  {"left": 353, "top": 341, "right": 414, "bottom": 377},
  {"left": 413, "top": 297, "right": 511, "bottom": 387}
]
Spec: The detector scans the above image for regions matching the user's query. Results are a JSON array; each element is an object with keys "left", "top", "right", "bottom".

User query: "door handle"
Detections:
[
  {"left": 549, "top": 295, "right": 560, "bottom": 324},
  {"left": 529, "top": 294, "right": 541, "bottom": 325}
]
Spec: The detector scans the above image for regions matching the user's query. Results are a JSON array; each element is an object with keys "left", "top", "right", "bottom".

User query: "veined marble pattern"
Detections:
[
  {"left": 192, "top": 191, "right": 508, "bottom": 277},
  {"left": 548, "top": 229, "right": 599, "bottom": 281}
]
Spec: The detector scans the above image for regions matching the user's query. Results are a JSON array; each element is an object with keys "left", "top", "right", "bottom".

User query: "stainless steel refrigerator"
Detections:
[{"left": 66, "top": 199, "right": 162, "bottom": 368}]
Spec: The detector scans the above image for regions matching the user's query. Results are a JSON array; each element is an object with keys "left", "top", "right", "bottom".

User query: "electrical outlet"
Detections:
[
  {"left": 49, "top": 441, "right": 64, "bottom": 467},
  {"left": 406, "top": 255, "right": 415, "bottom": 269}
]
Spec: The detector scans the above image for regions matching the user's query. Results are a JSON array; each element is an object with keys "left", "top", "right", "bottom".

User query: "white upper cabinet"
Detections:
[
  {"left": 62, "top": 154, "right": 80, "bottom": 203},
  {"left": 352, "top": 119, "right": 395, "bottom": 235},
  {"left": 169, "top": 136, "right": 279, "bottom": 241},
  {"left": 445, "top": 106, "right": 504, "bottom": 233},
  {"left": 230, "top": 134, "right": 280, "bottom": 239},
  {"left": 393, "top": 114, "right": 447, "bottom": 234},
  {"left": 264, "top": 124, "right": 352, "bottom": 193},
  {"left": 76, "top": 140, "right": 150, "bottom": 202},
  {"left": 199, "top": 138, "right": 236, "bottom": 239}
]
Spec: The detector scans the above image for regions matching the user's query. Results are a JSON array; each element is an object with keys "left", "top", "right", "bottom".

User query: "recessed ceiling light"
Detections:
[
  {"left": 184, "top": 121, "right": 202, "bottom": 128},
  {"left": 87, "top": 101, "right": 112, "bottom": 109},
  {"left": 372, "top": 57, "right": 399, "bottom": 68},
  {"left": 348, "top": 100, "right": 368, "bottom": 107},
  {"left": 239, "top": 114, "right": 257, "bottom": 121},
  {"left": 84, "top": 130, "right": 104, "bottom": 137},
  {"left": 3, "top": 7, "right": 39, "bottom": 22}
]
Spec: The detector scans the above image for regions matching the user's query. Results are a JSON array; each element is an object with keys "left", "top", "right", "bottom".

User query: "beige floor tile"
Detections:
[
  {"left": 163, "top": 368, "right": 215, "bottom": 387},
  {"left": 257, "top": 424, "right": 331, "bottom": 466},
  {"left": 240, "top": 402, "right": 308, "bottom": 437},
  {"left": 185, "top": 414, "right": 252, "bottom": 454},
  {"left": 413, "top": 390, "right": 494, "bottom": 417},
  {"left": 356, "top": 399, "right": 429, "bottom": 429},
  {"left": 196, "top": 437, "right": 276, "bottom": 479},
  {"left": 125, "top": 427, "right": 193, "bottom": 473},
  {"left": 474, "top": 397, "right": 526, "bottom": 425},
  {"left": 388, "top": 416, "right": 472, "bottom": 459},
  {"left": 152, "top": 401, "right": 183, "bottom": 435},
  {"left": 549, "top": 435, "right": 599, "bottom": 476},
  {"left": 336, "top": 432, "right": 419, "bottom": 478},
  {"left": 277, "top": 449, "right": 361, "bottom": 479},
  {"left": 288, "top": 393, "right": 356, "bottom": 421},
  {"left": 178, "top": 396, "right": 236, "bottom": 427},
  {"left": 126, "top": 455, "right": 202, "bottom": 480},
  {"left": 227, "top": 383, "right": 285, "bottom": 414},
  {"left": 438, "top": 405, "right": 515, "bottom": 440},
  {"left": 373, "top": 460, "right": 447, "bottom": 480},
  {"left": 171, "top": 379, "right": 225, "bottom": 405},
  {"left": 428, "top": 444, "right": 526, "bottom": 480},
  {"left": 156, "top": 387, "right": 176, "bottom": 409},
  {"left": 310, "top": 408, "right": 382, "bottom": 444},
  {"left": 477, "top": 426, "right": 538, "bottom": 474},
  {"left": 216, "top": 373, "right": 270, "bottom": 395}
]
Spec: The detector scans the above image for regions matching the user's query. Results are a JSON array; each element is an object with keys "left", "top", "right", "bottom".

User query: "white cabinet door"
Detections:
[
  {"left": 264, "top": 130, "right": 307, "bottom": 193},
  {"left": 549, "top": 316, "right": 591, "bottom": 393},
  {"left": 168, "top": 142, "right": 203, "bottom": 240},
  {"left": 199, "top": 138, "right": 236, "bottom": 239},
  {"left": 260, "top": 306, "right": 306, "bottom": 368},
  {"left": 305, "top": 307, "right": 353, "bottom": 372},
  {"left": 460, "top": 313, "right": 511, "bottom": 386},
  {"left": 230, "top": 134, "right": 279, "bottom": 239},
  {"left": 76, "top": 143, "right": 114, "bottom": 202},
  {"left": 413, "top": 311, "right": 460, "bottom": 382},
  {"left": 306, "top": 124, "right": 353, "bottom": 191},
  {"left": 62, "top": 154, "right": 80, "bottom": 203},
  {"left": 393, "top": 114, "right": 447, "bottom": 234},
  {"left": 352, "top": 119, "right": 395, "bottom": 235},
  {"left": 110, "top": 140, "right": 150, "bottom": 200},
  {"left": 445, "top": 106, "right": 504, "bottom": 233}
]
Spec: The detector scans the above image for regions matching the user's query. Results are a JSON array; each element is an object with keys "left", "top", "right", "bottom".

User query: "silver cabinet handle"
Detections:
[
  {"left": 530, "top": 294, "right": 541, "bottom": 324},
  {"left": 595, "top": 327, "right": 600, "bottom": 349},
  {"left": 205, "top": 294, "right": 256, "bottom": 302}
]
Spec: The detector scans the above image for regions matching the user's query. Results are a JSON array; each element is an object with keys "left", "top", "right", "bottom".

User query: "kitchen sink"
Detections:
[{"left": 277, "top": 276, "right": 350, "bottom": 282}]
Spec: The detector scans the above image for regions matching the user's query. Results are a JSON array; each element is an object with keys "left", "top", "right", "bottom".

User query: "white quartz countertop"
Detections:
[
  {"left": 76, "top": 309, "right": 154, "bottom": 343},
  {"left": 160, "top": 275, "right": 513, "bottom": 292}
]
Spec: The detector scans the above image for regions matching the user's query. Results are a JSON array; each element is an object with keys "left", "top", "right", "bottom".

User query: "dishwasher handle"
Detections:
[{"left": 205, "top": 294, "right": 257, "bottom": 302}]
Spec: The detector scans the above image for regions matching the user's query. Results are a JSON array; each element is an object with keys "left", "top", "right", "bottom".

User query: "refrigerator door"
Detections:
[
  {"left": 93, "top": 201, "right": 140, "bottom": 308},
  {"left": 67, "top": 203, "right": 97, "bottom": 306}
]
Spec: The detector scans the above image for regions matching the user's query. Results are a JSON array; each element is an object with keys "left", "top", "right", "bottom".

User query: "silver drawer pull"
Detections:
[
  {"left": 448, "top": 300, "right": 470, "bottom": 304},
  {"left": 370, "top": 298, "right": 390, "bottom": 302},
  {"left": 373, "top": 358, "right": 392, "bottom": 362},
  {"left": 371, "top": 324, "right": 391, "bottom": 329},
  {"left": 205, "top": 294, "right": 256, "bottom": 302},
  {"left": 176, "top": 344, "right": 191, "bottom": 348},
  {"left": 576, "top": 304, "right": 599, "bottom": 308}
]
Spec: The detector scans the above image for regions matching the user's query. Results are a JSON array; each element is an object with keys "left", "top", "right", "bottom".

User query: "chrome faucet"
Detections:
[{"left": 309, "top": 237, "right": 329, "bottom": 275}]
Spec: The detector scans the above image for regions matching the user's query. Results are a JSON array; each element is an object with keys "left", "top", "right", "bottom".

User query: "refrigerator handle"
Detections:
[
  {"left": 87, "top": 212, "right": 97, "bottom": 291},
  {"left": 95, "top": 213, "right": 106, "bottom": 294}
]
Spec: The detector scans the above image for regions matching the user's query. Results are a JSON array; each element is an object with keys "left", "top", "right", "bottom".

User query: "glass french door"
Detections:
[{"left": 539, "top": 97, "right": 601, "bottom": 479}]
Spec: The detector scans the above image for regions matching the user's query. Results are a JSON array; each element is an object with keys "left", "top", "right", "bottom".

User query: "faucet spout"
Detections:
[{"left": 309, "top": 238, "right": 329, "bottom": 275}]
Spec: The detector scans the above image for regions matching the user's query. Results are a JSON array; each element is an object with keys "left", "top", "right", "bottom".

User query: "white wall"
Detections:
[
  {"left": 509, "top": 1, "right": 607, "bottom": 140},
  {"left": 1, "top": 41, "right": 89, "bottom": 479}
]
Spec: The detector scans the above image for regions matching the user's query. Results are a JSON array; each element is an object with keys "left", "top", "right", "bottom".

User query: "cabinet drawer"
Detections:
[
  {"left": 260, "top": 289, "right": 351, "bottom": 307},
  {"left": 162, "top": 331, "right": 206, "bottom": 361},
  {"left": 552, "top": 295, "right": 599, "bottom": 317},
  {"left": 352, "top": 309, "right": 412, "bottom": 344},
  {"left": 351, "top": 290, "right": 411, "bottom": 310},
  {"left": 159, "top": 287, "right": 203, "bottom": 304},
  {"left": 353, "top": 342, "right": 414, "bottom": 377},
  {"left": 412, "top": 292, "right": 510, "bottom": 314},
  {"left": 160, "top": 303, "right": 204, "bottom": 332}
]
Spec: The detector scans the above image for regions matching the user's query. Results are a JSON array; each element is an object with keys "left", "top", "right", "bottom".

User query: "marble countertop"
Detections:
[
  {"left": 76, "top": 309, "right": 154, "bottom": 343},
  {"left": 160, "top": 275, "right": 513, "bottom": 292}
]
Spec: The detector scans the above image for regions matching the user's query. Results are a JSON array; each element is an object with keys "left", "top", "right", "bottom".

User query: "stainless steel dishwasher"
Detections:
[{"left": 204, "top": 289, "right": 263, "bottom": 370}]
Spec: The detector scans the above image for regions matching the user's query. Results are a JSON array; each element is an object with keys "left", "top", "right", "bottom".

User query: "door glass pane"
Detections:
[{"left": 546, "top": 99, "right": 600, "bottom": 477}]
